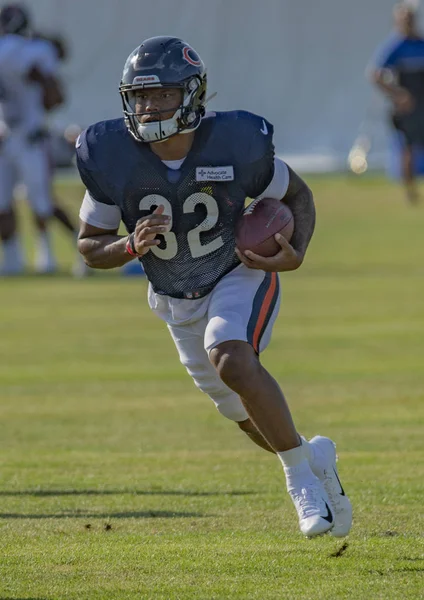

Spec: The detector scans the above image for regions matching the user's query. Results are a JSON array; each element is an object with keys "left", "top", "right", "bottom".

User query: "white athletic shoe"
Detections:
[
  {"left": 308, "top": 436, "right": 353, "bottom": 538},
  {"left": 288, "top": 478, "right": 334, "bottom": 538}
]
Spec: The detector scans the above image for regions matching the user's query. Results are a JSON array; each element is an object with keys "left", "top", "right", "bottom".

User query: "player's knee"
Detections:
[
  {"left": 209, "top": 340, "right": 258, "bottom": 388},
  {"left": 33, "top": 202, "right": 53, "bottom": 231},
  {"left": 26, "top": 185, "right": 53, "bottom": 225},
  {"left": 197, "top": 376, "right": 247, "bottom": 421},
  {"left": 179, "top": 355, "right": 220, "bottom": 396},
  {"left": 214, "top": 391, "right": 248, "bottom": 422},
  {"left": 179, "top": 354, "right": 248, "bottom": 421},
  {"left": 0, "top": 210, "right": 16, "bottom": 240},
  {"left": 217, "top": 402, "right": 248, "bottom": 422},
  {"left": 34, "top": 214, "right": 49, "bottom": 231}
]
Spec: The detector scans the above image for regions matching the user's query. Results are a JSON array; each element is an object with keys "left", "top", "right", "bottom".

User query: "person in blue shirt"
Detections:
[{"left": 370, "top": 3, "right": 424, "bottom": 203}]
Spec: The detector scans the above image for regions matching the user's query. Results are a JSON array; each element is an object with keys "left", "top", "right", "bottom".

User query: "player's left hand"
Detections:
[{"left": 235, "top": 233, "right": 304, "bottom": 272}]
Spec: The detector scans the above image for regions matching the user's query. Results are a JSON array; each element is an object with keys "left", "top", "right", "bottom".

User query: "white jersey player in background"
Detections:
[
  {"left": 7, "top": 26, "right": 91, "bottom": 277},
  {"left": 0, "top": 4, "right": 63, "bottom": 275}
]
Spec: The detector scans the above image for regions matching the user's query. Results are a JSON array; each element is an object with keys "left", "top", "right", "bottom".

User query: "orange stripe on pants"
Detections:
[{"left": 252, "top": 272, "right": 277, "bottom": 353}]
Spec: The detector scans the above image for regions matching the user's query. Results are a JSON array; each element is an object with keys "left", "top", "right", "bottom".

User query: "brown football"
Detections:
[{"left": 235, "top": 197, "right": 294, "bottom": 257}]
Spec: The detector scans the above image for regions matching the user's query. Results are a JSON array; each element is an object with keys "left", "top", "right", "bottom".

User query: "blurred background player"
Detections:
[
  {"left": 370, "top": 2, "right": 424, "bottom": 204},
  {"left": 24, "top": 28, "right": 89, "bottom": 276},
  {"left": 0, "top": 3, "right": 62, "bottom": 275}
]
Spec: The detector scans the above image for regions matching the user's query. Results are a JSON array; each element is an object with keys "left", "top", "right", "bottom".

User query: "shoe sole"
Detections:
[{"left": 305, "top": 523, "right": 334, "bottom": 539}]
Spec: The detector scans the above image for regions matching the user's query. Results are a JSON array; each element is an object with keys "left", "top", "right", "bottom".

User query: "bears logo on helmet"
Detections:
[{"left": 182, "top": 46, "right": 202, "bottom": 67}]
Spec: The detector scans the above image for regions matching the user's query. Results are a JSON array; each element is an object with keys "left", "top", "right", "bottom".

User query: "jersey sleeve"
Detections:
[
  {"left": 76, "top": 128, "right": 116, "bottom": 206},
  {"left": 238, "top": 114, "right": 275, "bottom": 199},
  {"left": 255, "top": 157, "right": 290, "bottom": 200},
  {"left": 372, "top": 36, "right": 402, "bottom": 69},
  {"left": 79, "top": 190, "right": 121, "bottom": 230}
]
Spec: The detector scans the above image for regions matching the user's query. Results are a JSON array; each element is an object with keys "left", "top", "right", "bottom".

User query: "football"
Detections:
[{"left": 235, "top": 197, "right": 294, "bottom": 257}]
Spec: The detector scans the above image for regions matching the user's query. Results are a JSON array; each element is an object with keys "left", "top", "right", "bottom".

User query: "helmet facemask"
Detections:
[{"left": 120, "top": 74, "right": 206, "bottom": 143}]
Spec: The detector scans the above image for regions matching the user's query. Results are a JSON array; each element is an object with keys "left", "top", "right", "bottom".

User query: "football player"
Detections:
[
  {"left": 370, "top": 3, "right": 424, "bottom": 204},
  {"left": 76, "top": 36, "right": 352, "bottom": 538},
  {"left": 27, "top": 31, "right": 90, "bottom": 277},
  {"left": 0, "top": 3, "right": 62, "bottom": 275}
]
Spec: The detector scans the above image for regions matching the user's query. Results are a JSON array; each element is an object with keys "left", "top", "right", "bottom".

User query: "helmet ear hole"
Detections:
[{"left": 188, "top": 79, "right": 198, "bottom": 92}]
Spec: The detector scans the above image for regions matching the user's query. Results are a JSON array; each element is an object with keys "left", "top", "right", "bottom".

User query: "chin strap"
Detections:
[{"left": 204, "top": 92, "right": 217, "bottom": 105}]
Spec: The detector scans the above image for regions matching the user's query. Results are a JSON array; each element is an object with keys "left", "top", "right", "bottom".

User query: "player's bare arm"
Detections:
[
  {"left": 236, "top": 166, "right": 315, "bottom": 272},
  {"left": 78, "top": 206, "right": 170, "bottom": 269},
  {"left": 283, "top": 166, "right": 316, "bottom": 256},
  {"left": 27, "top": 65, "right": 64, "bottom": 111}
]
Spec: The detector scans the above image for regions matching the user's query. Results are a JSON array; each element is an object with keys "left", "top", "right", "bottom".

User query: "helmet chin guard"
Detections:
[
  {"left": 119, "top": 36, "right": 207, "bottom": 143},
  {"left": 135, "top": 114, "right": 180, "bottom": 143}
]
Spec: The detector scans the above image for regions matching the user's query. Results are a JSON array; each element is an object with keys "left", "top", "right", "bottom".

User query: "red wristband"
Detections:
[{"left": 125, "top": 234, "right": 140, "bottom": 257}]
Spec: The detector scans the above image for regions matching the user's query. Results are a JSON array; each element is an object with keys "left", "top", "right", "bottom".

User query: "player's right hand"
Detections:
[
  {"left": 393, "top": 89, "right": 414, "bottom": 114},
  {"left": 133, "top": 205, "right": 171, "bottom": 256}
]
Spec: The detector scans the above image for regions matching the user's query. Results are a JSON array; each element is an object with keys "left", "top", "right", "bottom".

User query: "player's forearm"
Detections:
[
  {"left": 283, "top": 168, "right": 316, "bottom": 258},
  {"left": 376, "top": 79, "right": 402, "bottom": 99},
  {"left": 77, "top": 234, "right": 134, "bottom": 269},
  {"left": 372, "top": 71, "right": 405, "bottom": 100}
]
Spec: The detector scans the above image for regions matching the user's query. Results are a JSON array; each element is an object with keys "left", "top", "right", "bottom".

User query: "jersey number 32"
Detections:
[{"left": 139, "top": 193, "right": 224, "bottom": 260}]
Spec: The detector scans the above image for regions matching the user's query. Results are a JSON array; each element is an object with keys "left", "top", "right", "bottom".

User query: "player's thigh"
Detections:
[
  {"left": 392, "top": 113, "right": 424, "bottom": 147},
  {"left": 205, "top": 264, "right": 281, "bottom": 355},
  {"left": 408, "top": 114, "right": 424, "bottom": 146},
  {"left": 18, "top": 141, "right": 52, "bottom": 217},
  {"left": 0, "top": 150, "right": 17, "bottom": 212},
  {"left": 168, "top": 318, "right": 248, "bottom": 422}
]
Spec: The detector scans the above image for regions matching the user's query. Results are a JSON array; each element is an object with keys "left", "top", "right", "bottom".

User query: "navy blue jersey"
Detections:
[
  {"left": 373, "top": 34, "right": 424, "bottom": 107},
  {"left": 77, "top": 111, "right": 275, "bottom": 298}
]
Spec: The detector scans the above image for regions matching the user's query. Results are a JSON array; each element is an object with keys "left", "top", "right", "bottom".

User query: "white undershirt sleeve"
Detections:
[
  {"left": 79, "top": 190, "right": 122, "bottom": 230},
  {"left": 255, "top": 157, "right": 290, "bottom": 200}
]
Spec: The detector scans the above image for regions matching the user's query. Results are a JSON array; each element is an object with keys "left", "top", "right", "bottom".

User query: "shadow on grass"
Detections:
[
  {"left": 0, "top": 489, "right": 256, "bottom": 497},
  {"left": 0, "top": 510, "right": 204, "bottom": 519}
]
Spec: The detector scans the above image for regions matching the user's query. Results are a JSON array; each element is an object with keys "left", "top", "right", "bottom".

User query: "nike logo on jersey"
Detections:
[{"left": 260, "top": 120, "right": 268, "bottom": 135}]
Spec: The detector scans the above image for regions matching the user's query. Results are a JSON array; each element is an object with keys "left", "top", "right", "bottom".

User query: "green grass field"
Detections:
[{"left": 0, "top": 175, "right": 423, "bottom": 599}]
